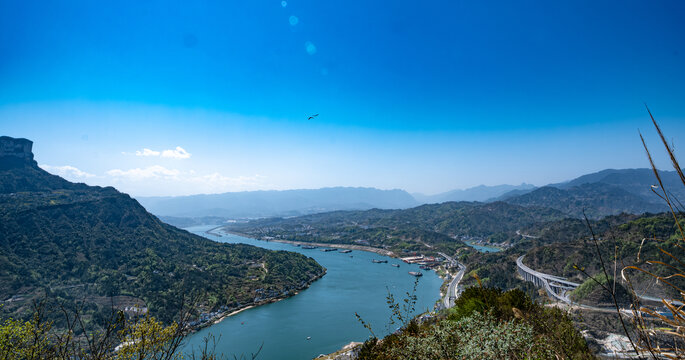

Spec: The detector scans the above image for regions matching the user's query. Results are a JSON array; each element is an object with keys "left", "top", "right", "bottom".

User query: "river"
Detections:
[
  {"left": 465, "top": 241, "right": 502, "bottom": 253},
  {"left": 181, "top": 225, "right": 444, "bottom": 360}
]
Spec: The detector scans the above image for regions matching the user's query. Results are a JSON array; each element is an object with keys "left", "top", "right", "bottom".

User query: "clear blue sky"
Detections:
[{"left": 1, "top": 0, "right": 684, "bottom": 196}]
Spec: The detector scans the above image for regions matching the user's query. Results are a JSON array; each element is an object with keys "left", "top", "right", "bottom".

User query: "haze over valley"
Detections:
[{"left": 137, "top": 168, "right": 684, "bottom": 224}]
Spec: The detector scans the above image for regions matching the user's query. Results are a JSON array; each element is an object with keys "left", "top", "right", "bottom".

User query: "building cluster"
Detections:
[
  {"left": 188, "top": 305, "right": 231, "bottom": 327},
  {"left": 122, "top": 305, "right": 148, "bottom": 317},
  {"left": 400, "top": 254, "right": 445, "bottom": 269},
  {"left": 253, "top": 286, "right": 296, "bottom": 302},
  {"left": 188, "top": 279, "right": 318, "bottom": 329}
]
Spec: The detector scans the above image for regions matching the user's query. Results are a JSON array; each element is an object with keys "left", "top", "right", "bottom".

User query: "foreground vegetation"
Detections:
[
  {"left": 0, "top": 300, "right": 229, "bottom": 360},
  {"left": 357, "top": 287, "right": 595, "bottom": 359}
]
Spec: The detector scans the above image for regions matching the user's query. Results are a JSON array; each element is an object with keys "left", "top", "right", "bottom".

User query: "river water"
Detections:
[
  {"left": 181, "top": 225, "right": 444, "bottom": 360},
  {"left": 465, "top": 241, "right": 502, "bottom": 253}
]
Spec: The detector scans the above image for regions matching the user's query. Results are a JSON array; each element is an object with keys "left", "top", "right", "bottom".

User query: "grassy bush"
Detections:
[{"left": 357, "top": 286, "right": 594, "bottom": 360}]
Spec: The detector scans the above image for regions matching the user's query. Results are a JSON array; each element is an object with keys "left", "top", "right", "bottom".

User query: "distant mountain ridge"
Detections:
[
  {"left": 504, "top": 183, "right": 665, "bottom": 219},
  {"left": 553, "top": 168, "right": 685, "bottom": 201},
  {"left": 413, "top": 183, "right": 536, "bottom": 204},
  {"left": 138, "top": 168, "right": 680, "bottom": 221},
  {"left": 137, "top": 187, "right": 419, "bottom": 218},
  {"left": 500, "top": 168, "right": 681, "bottom": 219}
]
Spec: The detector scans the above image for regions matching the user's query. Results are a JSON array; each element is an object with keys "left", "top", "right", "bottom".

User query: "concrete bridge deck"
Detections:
[{"left": 516, "top": 255, "right": 579, "bottom": 303}]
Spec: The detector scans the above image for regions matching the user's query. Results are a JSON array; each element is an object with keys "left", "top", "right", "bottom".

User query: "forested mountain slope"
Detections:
[
  {"left": 504, "top": 183, "right": 665, "bottom": 219},
  {"left": 0, "top": 137, "right": 325, "bottom": 325}
]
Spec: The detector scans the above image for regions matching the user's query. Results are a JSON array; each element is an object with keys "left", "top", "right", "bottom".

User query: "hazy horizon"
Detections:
[
  {"left": 34, "top": 161, "right": 685, "bottom": 198},
  {"left": 2, "top": 1, "right": 684, "bottom": 196}
]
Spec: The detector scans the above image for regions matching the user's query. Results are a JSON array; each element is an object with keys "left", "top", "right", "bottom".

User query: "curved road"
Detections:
[
  {"left": 439, "top": 252, "right": 465, "bottom": 309},
  {"left": 516, "top": 255, "right": 650, "bottom": 313},
  {"left": 516, "top": 255, "right": 579, "bottom": 303},
  {"left": 515, "top": 229, "right": 539, "bottom": 239}
]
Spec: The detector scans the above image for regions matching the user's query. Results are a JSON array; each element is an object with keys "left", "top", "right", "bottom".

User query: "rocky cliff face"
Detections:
[{"left": 0, "top": 136, "right": 37, "bottom": 169}]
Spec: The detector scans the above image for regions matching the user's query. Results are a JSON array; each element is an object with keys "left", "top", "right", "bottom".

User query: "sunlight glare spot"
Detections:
[
  {"left": 289, "top": 15, "right": 299, "bottom": 26},
  {"left": 305, "top": 41, "right": 317, "bottom": 55}
]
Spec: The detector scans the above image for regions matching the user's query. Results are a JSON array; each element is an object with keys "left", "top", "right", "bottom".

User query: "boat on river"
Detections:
[
  {"left": 391, "top": 264, "right": 400, "bottom": 268},
  {"left": 409, "top": 271, "right": 423, "bottom": 277},
  {"left": 372, "top": 259, "right": 388, "bottom": 263},
  {"left": 321, "top": 248, "right": 337, "bottom": 252},
  {"left": 339, "top": 249, "right": 352, "bottom": 253},
  {"left": 302, "top": 245, "right": 317, "bottom": 249}
]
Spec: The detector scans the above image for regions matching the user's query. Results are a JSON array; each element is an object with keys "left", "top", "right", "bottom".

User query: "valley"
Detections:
[{"left": 3, "top": 137, "right": 685, "bottom": 359}]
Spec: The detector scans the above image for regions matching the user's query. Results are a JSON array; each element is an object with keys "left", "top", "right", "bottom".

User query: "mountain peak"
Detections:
[{"left": 0, "top": 136, "right": 37, "bottom": 169}]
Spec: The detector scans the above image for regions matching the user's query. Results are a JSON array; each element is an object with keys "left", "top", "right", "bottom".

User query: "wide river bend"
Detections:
[{"left": 181, "top": 225, "right": 443, "bottom": 360}]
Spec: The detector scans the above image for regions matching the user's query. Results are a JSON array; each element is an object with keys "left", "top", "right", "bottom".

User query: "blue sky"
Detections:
[{"left": 1, "top": 0, "right": 684, "bottom": 196}]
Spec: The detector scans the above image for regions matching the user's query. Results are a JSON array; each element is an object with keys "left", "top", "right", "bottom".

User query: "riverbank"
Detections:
[
  {"left": 316, "top": 342, "right": 362, "bottom": 360},
  {"left": 208, "top": 269, "right": 327, "bottom": 327},
  {"left": 212, "top": 228, "right": 396, "bottom": 257},
  {"left": 186, "top": 233, "right": 327, "bottom": 332}
]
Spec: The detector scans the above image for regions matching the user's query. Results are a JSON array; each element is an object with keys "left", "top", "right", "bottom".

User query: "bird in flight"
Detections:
[{"left": 307, "top": 114, "right": 319, "bottom": 120}]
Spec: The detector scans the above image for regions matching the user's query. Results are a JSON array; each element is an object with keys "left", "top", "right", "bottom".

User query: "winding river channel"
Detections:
[{"left": 181, "top": 225, "right": 444, "bottom": 360}]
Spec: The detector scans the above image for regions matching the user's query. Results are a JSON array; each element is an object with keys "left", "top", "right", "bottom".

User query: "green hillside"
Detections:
[
  {"left": 0, "top": 160, "right": 325, "bottom": 326},
  {"left": 504, "top": 183, "right": 665, "bottom": 219},
  {"left": 225, "top": 201, "right": 565, "bottom": 255}
]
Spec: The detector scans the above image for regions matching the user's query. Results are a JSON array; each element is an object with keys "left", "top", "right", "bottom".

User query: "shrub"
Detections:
[{"left": 358, "top": 286, "right": 594, "bottom": 359}]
